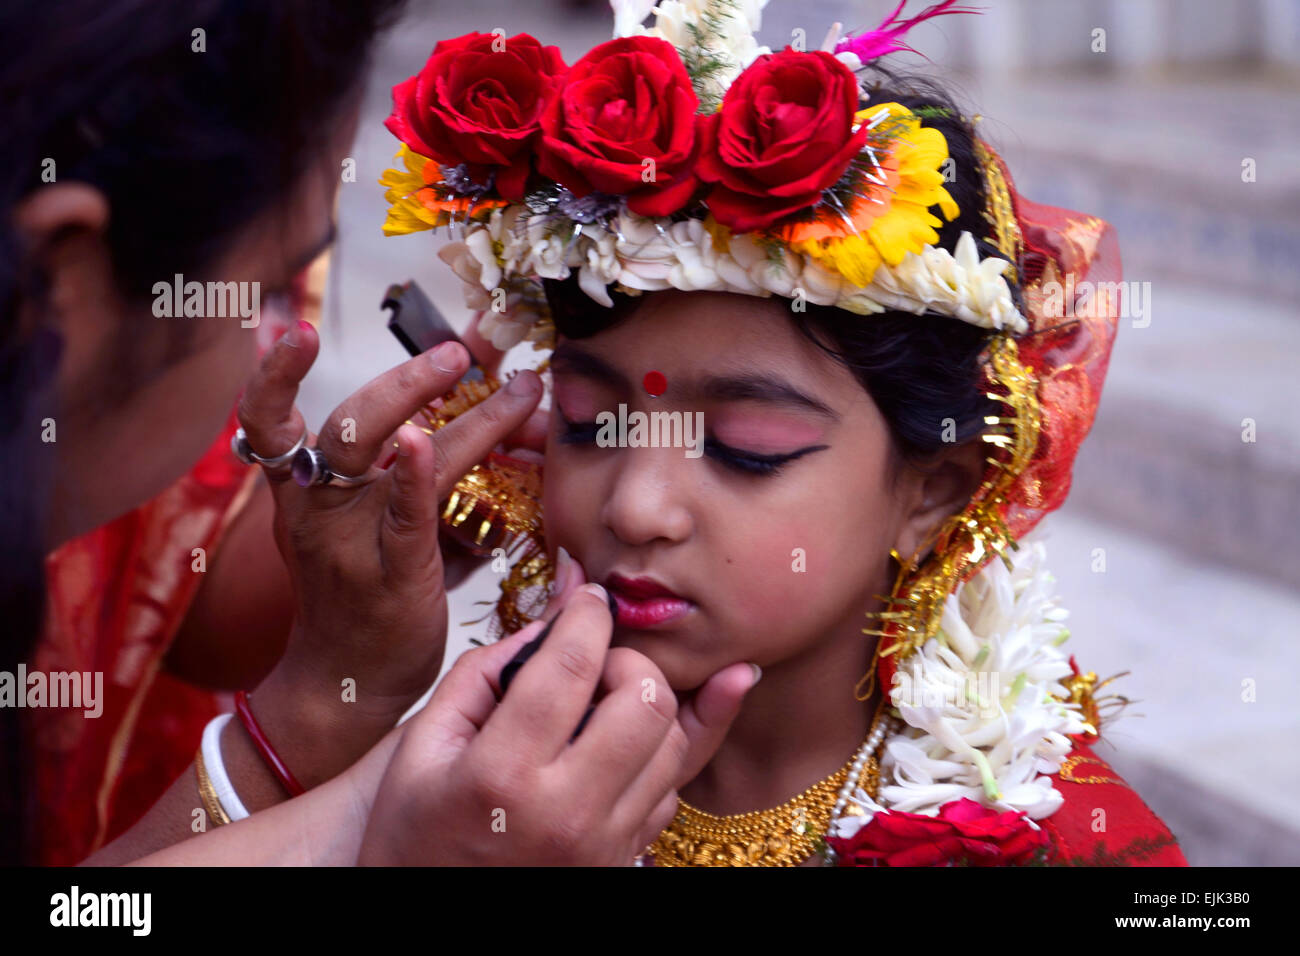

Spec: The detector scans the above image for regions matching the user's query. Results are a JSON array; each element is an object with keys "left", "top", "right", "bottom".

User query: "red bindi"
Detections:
[{"left": 643, "top": 370, "right": 667, "bottom": 397}]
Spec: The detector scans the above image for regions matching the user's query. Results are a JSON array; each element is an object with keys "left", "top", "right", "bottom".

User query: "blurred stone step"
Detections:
[
  {"left": 1035, "top": 508, "right": 1300, "bottom": 864},
  {"left": 971, "top": 74, "right": 1300, "bottom": 304},
  {"left": 1065, "top": 278, "right": 1300, "bottom": 592}
]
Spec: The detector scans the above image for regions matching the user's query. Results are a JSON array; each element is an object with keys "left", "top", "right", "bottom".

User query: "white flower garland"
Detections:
[
  {"left": 613, "top": 0, "right": 772, "bottom": 105},
  {"left": 828, "top": 531, "right": 1088, "bottom": 842},
  {"left": 434, "top": 2, "right": 1022, "bottom": 348},
  {"left": 439, "top": 206, "right": 1024, "bottom": 350}
]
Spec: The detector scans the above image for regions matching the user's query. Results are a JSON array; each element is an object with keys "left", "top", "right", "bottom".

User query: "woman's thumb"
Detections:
[{"left": 541, "top": 546, "right": 586, "bottom": 622}]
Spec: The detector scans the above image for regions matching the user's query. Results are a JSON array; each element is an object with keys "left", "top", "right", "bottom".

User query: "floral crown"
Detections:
[
  {"left": 378, "top": 0, "right": 1121, "bottom": 699},
  {"left": 380, "top": 0, "right": 1022, "bottom": 351}
]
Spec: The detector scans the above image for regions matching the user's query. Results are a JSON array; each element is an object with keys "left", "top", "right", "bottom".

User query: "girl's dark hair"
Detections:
[
  {"left": 0, "top": 0, "right": 406, "bottom": 864},
  {"left": 545, "top": 69, "right": 1007, "bottom": 469}
]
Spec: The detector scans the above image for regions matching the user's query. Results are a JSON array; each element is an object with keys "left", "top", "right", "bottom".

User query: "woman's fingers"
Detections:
[
  {"left": 481, "top": 583, "right": 613, "bottom": 764},
  {"left": 381, "top": 424, "right": 442, "bottom": 579},
  {"left": 673, "top": 662, "right": 759, "bottom": 787},
  {"left": 236, "top": 320, "right": 318, "bottom": 466},
  {"left": 501, "top": 405, "right": 550, "bottom": 457},
  {"left": 603, "top": 662, "right": 756, "bottom": 849},
  {"left": 404, "top": 619, "right": 547, "bottom": 761},
  {"left": 558, "top": 647, "right": 676, "bottom": 810},
  {"left": 537, "top": 548, "right": 586, "bottom": 624},
  {"left": 424, "top": 369, "right": 543, "bottom": 501},
  {"left": 632, "top": 789, "right": 681, "bottom": 857},
  {"left": 313, "top": 341, "right": 471, "bottom": 477},
  {"left": 401, "top": 549, "right": 584, "bottom": 758}
]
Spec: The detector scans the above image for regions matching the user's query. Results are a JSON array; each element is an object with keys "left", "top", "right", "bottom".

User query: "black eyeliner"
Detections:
[{"left": 557, "top": 409, "right": 829, "bottom": 475}]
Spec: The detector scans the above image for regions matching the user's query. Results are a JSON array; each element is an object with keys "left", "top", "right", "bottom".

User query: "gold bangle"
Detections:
[{"left": 195, "top": 747, "right": 231, "bottom": 828}]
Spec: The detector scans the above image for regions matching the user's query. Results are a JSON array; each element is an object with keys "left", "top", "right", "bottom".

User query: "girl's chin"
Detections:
[{"left": 609, "top": 631, "right": 719, "bottom": 694}]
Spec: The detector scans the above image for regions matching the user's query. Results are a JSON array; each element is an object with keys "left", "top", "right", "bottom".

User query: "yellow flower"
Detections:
[
  {"left": 379, "top": 145, "right": 440, "bottom": 236},
  {"left": 378, "top": 144, "right": 504, "bottom": 237},
  {"left": 780, "top": 103, "right": 961, "bottom": 288}
]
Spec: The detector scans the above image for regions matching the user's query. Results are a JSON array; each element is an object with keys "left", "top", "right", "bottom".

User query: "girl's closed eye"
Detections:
[{"left": 556, "top": 408, "right": 827, "bottom": 478}]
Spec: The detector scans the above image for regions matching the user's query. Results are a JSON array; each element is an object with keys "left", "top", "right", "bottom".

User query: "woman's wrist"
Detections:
[
  {"left": 127, "top": 727, "right": 403, "bottom": 867},
  {"left": 224, "top": 635, "right": 415, "bottom": 805}
]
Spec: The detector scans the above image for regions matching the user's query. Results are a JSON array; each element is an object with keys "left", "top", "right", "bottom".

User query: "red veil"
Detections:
[
  {"left": 864, "top": 148, "right": 1186, "bottom": 865},
  {"left": 869, "top": 144, "right": 1124, "bottom": 701}
]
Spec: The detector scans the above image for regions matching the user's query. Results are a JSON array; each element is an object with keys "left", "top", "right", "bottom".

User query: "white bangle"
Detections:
[{"left": 201, "top": 713, "right": 250, "bottom": 821}]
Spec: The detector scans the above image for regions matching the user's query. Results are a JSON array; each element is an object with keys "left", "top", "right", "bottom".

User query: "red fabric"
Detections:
[
  {"left": 828, "top": 737, "right": 1188, "bottom": 867},
  {"left": 29, "top": 411, "right": 253, "bottom": 864},
  {"left": 1004, "top": 188, "right": 1122, "bottom": 539},
  {"left": 1042, "top": 737, "right": 1187, "bottom": 866},
  {"left": 875, "top": 148, "right": 1123, "bottom": 699},
  {"left": 26, "top": 297, "right": 299, "bottom": 865}
]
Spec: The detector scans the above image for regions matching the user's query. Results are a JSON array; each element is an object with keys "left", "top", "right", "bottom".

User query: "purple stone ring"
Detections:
[
  {"left": 231, "top": 426, "right": 307, "bottom": 472},
  {"left": 290, "top": 446, "right": 375, "bottom": 489}
]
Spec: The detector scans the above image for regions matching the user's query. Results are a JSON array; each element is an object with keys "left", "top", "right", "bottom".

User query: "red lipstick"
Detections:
[{"left": 605, "top": 573, "right": 693, "bottom": 629}]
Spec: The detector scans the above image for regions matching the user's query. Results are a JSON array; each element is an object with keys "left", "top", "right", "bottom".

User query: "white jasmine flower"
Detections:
[
  {"left": 857, "top": 532, "right": 1087, "bottom": 823},
  {"left": 867, "top": 232, "right": 1026, "bottom": 332},
  {"left": 651, "top": 0, "right": 771, "bottom": 102},
  {"left": 610, "top": 0, "right": 659, "bottom": 37},
  {"left": 437, "top": 239, "right": 494, "bottom": 312}
]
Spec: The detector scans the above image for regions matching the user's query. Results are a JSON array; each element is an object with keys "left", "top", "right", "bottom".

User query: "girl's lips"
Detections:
[
  {"left": 606, "top": 573, "right": 684, "bottom": 600},
  {"left": 609, "top": 592, "right": 693, "bottom": 629}
]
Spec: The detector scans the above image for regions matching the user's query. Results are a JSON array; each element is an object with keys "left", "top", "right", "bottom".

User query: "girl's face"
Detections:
[{"left": 543, "top": 290, "right": 913, "bottom": 692}]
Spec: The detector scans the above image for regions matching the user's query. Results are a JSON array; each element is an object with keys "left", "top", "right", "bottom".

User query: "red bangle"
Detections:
[{"left": 234, "top": 691, "right": 305, "bottom": 797}]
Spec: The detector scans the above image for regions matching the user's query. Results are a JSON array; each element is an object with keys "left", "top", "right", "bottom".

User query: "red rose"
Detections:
[
  {"left": 828, "top": 799, "right": 1052, "bottom": 867},
  {"left": 385, "top": 32, "right": 567, "bottom": 201},
  {"left": 538, "top": 36, "right": 703, "bottom": 218},
  {"left": 698, "top": 49, "right": 870, "bottom": 232}
]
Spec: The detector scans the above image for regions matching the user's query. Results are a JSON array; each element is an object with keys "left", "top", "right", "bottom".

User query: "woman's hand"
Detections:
[
  {"left": 357, "top": 556, "right": 759, "bottom": 866},
  {"left": 439, "top": 310, "right": 549, "bottom": 590},
  {"left": 233, "top": 319, "right": 545, "bottom": 790}
]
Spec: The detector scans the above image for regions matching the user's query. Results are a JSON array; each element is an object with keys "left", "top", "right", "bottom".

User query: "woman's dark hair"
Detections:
[
  {"left": 545, "top": 69, "right": 1007, "bottom": 470},
  {"left": 0, "top": 0, "right": 406, "bottom": 864}
]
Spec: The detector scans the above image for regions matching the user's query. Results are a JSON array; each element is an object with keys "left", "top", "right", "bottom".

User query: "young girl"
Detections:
[{"left": 382, "top": 0, "right": 1188, "bottom": 865}]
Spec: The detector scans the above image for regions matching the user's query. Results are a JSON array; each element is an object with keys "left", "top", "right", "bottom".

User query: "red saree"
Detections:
[
  {"left": 28, "top": 412, "right": 254, "bottom": 865},
  {"left": 25, "top": 259, "right": 321, "bottom": 865}
]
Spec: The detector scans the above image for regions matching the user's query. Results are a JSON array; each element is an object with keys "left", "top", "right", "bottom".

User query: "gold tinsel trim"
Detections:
[
  {"left": 974, "top": 138, "right": 1024, "bottom": 285},
  {"left": 439, "top": 453, "right": 543, "bottom": 551},
  {"left": 468, "top": 531, "right": 555, "bottom": 637},
  {"left": 857, "top": 332, "right": 1042, "bottom": 702}
]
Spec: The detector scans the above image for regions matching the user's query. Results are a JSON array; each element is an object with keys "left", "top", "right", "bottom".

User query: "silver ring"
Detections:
[
  {"left": 232, "top": 426, "right": 308, "bottom": 470},
  {"left": 290, "top": 446, "right": 375, "bottom": 488}
]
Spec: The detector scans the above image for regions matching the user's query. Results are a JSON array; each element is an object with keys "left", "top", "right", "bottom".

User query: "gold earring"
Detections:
[{"left": 855, "top": 546, "right": 920, "bottom": 702}]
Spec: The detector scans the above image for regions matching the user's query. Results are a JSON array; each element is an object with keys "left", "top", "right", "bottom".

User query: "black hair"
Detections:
[
  {"left": 545, "top": 69, "right": 1007, "bottom": 470},
  {"left": 0, "top": 0, "right": 407, "bottom": 864}
]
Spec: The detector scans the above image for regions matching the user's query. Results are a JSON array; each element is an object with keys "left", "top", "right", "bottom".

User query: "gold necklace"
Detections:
[{"left": 647, "top": 711, "right": 890, "bottom": 867}]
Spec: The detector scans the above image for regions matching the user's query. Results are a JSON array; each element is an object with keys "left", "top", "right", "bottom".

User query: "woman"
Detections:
[
  {"left": 380, "top": 0, "right": 1189, "bottom": 865},
  {"left": 5, "top": 0, "right": 749, "bottom": 866}
]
